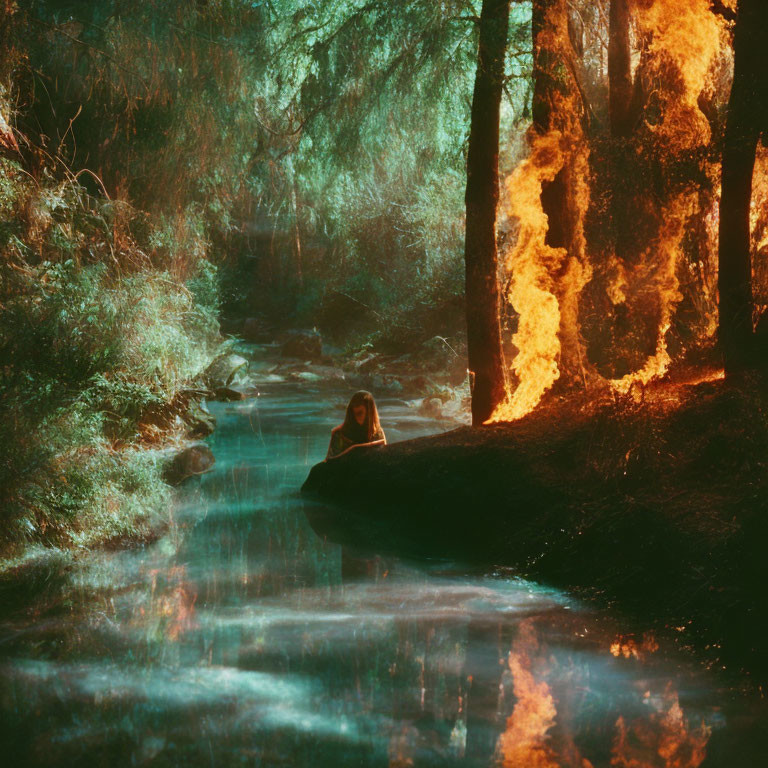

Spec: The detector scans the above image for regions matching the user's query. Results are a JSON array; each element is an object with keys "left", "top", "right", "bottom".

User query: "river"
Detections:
[{"left": 0, "top": 349, "right": 764, "bottom": 767}]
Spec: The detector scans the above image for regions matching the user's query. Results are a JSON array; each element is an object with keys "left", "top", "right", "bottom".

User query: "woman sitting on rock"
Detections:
[{"left": 326, "top": 390, "right": 386, "bottom": 460}]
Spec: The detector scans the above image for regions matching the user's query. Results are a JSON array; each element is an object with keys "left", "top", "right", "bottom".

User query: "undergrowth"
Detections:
[{"left": 0, "top": 157, "right": 223, "bottom": 561}]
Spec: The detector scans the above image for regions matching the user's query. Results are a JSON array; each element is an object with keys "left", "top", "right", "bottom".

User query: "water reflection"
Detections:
[
  {"left": 0, "top": 354, "right": 762, "bottom": 766},
  {"left": 611, "top": 685, "right": 710, "bottom": 768},
  {"left": 496, "top": 620, "right": 560, "bottom": 767}
]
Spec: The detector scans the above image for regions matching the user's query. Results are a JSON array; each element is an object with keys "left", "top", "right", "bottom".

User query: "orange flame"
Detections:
[
  {"left": 749, "top": 144, "right": 768, "bottom": 323},
  {"left": 489, "top": 2, "right": 591, "bottom": 423},
  {"left": 635, "top": 0, "right": 725, "bottom": 149},
  {"left": 609, "top": 193, "right": 695, "bottom": 393},
  {"left": 606, "top": 0, "right": 724, "bottom": 393},
  {"left": 491, "top": 130, "right": 569, "bottom": 422},
  {"left": 557, "top": 141, "right": 593, "bottom": 388},
  {"left": 495, "top": 621, "right": 560, "bottom": 768},
  {"left": 612, "top": 684, "right": 711, "bottom": 768},
  {"left": 489, "top": 0, "right": 730, "bottom": 422}
]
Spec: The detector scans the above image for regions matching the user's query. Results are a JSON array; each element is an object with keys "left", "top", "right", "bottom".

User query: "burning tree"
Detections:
[
  {"left": 465, "top": 0, "right": 511, "bottom": 426},
  {"left": 719, "top": 0, "right": 768, "bottom": 373},
  {"left": 465, "top": 0, "right": 767, "bottom": 424}
]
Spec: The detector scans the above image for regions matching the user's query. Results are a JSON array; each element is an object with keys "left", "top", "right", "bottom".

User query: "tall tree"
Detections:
[
  {"left": 608, "top": 0, "right": 633, "bottom": 138},
  {"left": 532, "top": 0, "right": 589, "bottom": 386},
  {"left": 532, "top": 0, "right": 569, "bottom": 251},
  {"left": 719, "top": 0, "right": 768, "bottom": 372},
  {"left": 465, "top": 0, "right": 510, "bottom": 426}
]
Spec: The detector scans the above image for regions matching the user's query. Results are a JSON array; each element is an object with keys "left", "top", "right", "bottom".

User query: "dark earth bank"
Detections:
[{"left": 303, "top": 373, "right": 768, "bottom": 683}]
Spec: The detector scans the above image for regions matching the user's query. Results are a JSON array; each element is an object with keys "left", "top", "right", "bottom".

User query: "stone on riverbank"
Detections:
[
  {"left": 203, "top": 353, "right": 249, "bottom": 389},
  {"left": 164, "top": 443, "right": 215, "bottom": 485},
  {"left": 183, "top": 399, "right": 217, "bottom": 438}
]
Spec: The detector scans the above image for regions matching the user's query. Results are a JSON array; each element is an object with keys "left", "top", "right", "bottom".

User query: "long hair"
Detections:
[{"left": 340, "top": 390, "right": 382, "bottom": 443}]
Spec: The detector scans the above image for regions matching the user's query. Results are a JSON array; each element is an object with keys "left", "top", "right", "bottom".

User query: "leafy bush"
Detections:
[{"left": 0, "top": 171, "right": 222, "bottom": 558}]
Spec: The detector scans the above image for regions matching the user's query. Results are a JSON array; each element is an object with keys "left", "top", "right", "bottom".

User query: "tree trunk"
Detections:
[
  {"left": 531, "top": 0, "right": 558, "bottom": 139},
  {"left": 608, "top": 0, "right": 641, "bottom": 267},
  {"left": 531, "top": 0, "right": 591, "bottom": 387},
  {"left": 465, "top": 0, "right": 510, "bottom": 426},
  {"left": 719, "top": 0, "right": 768, "bottom": 372},
  {"left": 532, "top": 0, "right": 569, "bottom": 247},
  {"left": 292, "top": 176, "right": 304, "bottom": 288},
  {"left": 608, "top": 0, "right": 633, "bottom": 137}
]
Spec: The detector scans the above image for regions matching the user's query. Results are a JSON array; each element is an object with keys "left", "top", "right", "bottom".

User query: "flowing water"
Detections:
[{"left": 0, "top": 349, "right": 765, "bottom": 767}]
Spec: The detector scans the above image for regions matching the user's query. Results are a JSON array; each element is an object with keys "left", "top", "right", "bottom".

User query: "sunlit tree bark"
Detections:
[
  {"left": 719, "top": 0, "right": 768, "bottom": 372},
  {"left": 465, "top": 0, "right": 510, "bottom": 426}
]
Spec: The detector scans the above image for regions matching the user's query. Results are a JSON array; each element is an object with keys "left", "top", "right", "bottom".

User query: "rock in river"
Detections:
[
  {"left": 203, "top": 353, "right": 249, "bottom": 389},
  {"left": 213, "top": 386, "right": 247, "bottom": 402},
  {"left": 164, "top": 443, "right": 215, "bottom": 485},
  {"left": 280, "top": 330, "right": 323, "bottom": 360},
  {"left": 183, "top": 399, "right": 217, "bottom": 438}
]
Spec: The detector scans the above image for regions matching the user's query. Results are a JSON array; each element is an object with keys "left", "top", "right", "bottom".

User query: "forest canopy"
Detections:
[{"left": 3, "top": 0, "right": 532, "bottom": 330}]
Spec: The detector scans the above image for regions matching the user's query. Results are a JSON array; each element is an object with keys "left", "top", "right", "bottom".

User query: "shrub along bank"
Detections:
[{"left": 0, "top": 157, "right": 224, "bottom": 562}]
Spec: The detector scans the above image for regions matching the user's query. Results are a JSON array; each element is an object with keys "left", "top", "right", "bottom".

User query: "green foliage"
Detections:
[
  {"left": 85, "top": 374, "right": 166, "bottom": 441},
  {"left": 2, "top": 261, "right": 119, "bottom": 404},
  {"left": 243, "top": 0, "right": 498, "bottom": 329},
  {"left": 0, "top": 152, "right": 221, "bottom": 558},
  {"left": 0, "top": 249, "right": 220, "bottom": 552},
  {"left": 0, "top": 0, "right": 537, "bottom": 556},
  {"left": 8, "top": 1, "right": 533, "bottom": 340},
  {"left": 187, "top": 258, "right": 222, "bottom": 316}
]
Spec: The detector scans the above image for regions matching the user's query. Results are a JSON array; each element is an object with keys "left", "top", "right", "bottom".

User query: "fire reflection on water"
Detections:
[
  {"left": 492, "top": 621, "right": 710, "bottom": 768},
  {"left": 611, "top": 632, "right": 660, "bottom": 661},
  {"left": 136, "top": 565, "right": 198, "bottom": 641},
  {"left": 612, "top": 685, "right": 710, "bottom": 768},
  {"left": 496, "top": 620, "right": 560, "bottom": 768}
]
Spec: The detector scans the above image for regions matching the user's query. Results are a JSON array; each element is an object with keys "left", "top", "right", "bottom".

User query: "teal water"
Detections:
[{"left": 0, "top": 356, "right": 764, "bottom": 767}]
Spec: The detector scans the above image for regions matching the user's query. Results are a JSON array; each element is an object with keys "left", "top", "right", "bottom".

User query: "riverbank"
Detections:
[
  {"left": 0, "top": 335, "right": 467, "bottom": 584},
  {"left": 0, "top": 138, "right": 236, "bottom": 565},
  {"left": 302, "top": 369, "right": 768, "bottom": 679},
  {"left": 231, "top": 322, "right": 472, "bottom": 420}
]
